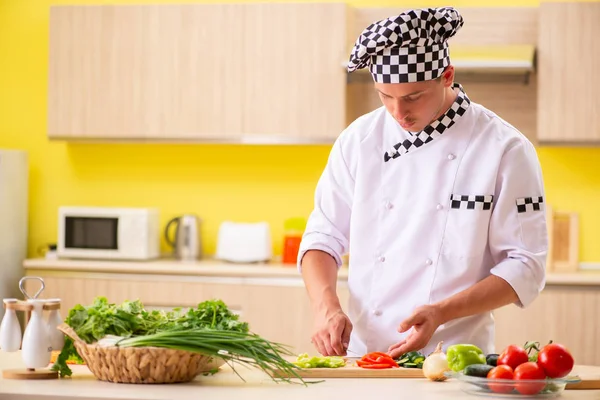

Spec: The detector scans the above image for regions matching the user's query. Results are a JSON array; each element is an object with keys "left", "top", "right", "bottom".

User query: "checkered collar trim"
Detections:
[{"left": 384, "top": 83, "right": 471, "bottom": 162}]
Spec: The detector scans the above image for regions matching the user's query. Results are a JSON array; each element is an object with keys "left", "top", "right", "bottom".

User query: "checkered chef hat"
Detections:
[{"left": 348, "top": 7, "right": 464, "bottom": 83}]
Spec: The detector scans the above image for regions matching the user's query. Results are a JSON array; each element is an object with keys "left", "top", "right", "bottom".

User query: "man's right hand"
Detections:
[{"left": 311, "top": 309, "right": 353, "bottom": 356}]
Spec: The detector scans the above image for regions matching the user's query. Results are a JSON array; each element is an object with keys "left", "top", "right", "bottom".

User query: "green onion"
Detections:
[{"left": 116, "top": 329, "right": 307, "bottom": 385}]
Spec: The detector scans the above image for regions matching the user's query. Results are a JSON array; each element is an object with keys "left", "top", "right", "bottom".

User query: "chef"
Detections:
[{"left": 297, "top": 7, "right": 547, "bottom": 358}]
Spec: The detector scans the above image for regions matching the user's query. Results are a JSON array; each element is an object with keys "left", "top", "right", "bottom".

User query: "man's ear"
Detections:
[{"left": 441, "top": 65, "right": 455, "bottom": 87}]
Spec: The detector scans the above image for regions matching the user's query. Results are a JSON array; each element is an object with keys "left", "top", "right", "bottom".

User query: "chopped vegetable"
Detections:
[
  {"left": 446, "top": 344, "right": 486, "bottom": 372},
  {"left": 357, "top": 352, "right": 398, "bottom": 369},
  {"left": 395, "top": 350, "right": 425, "bottom": 368},
  {"left": 293, "top": 353, "right": 346, "bottom": 369},
  {"left": 422, "top": 341, "right": 450, "bottom": 381}
]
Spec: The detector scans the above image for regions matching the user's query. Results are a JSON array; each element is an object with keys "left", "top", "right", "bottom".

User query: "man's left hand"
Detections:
[{"left": 387, "top": 304, "right": 443, "bottom": 358}]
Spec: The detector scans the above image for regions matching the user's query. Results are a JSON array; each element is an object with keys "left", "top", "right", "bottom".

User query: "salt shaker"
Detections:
[
  {"left": 21, "top": 299, "right": 51, "bottom": 369},
  {"left": 0, "top": 299, "right": 22, "bottom": 352},
  {"left": 45, "top": 299, "right": 64, "bottom": 351}
]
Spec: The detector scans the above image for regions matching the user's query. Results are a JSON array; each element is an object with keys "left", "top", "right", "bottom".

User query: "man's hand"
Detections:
[
  {"left": 312, "top": 309, "right": 353, "bottom": 356},
  {"left": 387, "top": 304, "right": 442, "bottom": 358}
]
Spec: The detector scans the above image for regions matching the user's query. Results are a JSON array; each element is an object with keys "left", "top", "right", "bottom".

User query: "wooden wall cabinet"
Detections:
[
  {"left": 48, "top": 4, "right": 350, "bottom": 142},
  {"left": 537, "top": 2, "right": 600, "bottom": 144}
]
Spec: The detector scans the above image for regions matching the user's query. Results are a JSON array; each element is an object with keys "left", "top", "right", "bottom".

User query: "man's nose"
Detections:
[{"left": 392, "top": 100, "right": 410, "bottom": 121}]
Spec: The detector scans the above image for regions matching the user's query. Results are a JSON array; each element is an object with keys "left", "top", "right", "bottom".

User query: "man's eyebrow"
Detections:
[{"left": 375, "top": 89, "right": 424, "bottom": 98}]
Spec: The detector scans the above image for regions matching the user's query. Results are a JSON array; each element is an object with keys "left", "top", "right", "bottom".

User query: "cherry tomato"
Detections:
[
  {"left": 497, "top": 344, "right": 529, "bottom": 370},
  {"left": 537, "top": 343, "right": 575, "bottom": 378},
  {"left": 487, "top": 365, "right": 514, "bottom": 394},
  {"left": 514, "top": 362, "right": 547, "bottom": 395}
]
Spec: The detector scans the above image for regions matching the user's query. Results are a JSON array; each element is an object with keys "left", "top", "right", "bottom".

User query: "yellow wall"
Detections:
[{"left": 1, "top": 0, "right": 600, "bottom": 262}]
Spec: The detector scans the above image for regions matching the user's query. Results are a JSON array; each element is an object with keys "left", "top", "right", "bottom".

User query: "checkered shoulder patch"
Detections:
[
  {"left": 450, "top": 194, "right": 494, "bottom": 211},
  {"left": 516, "top": 196, "right": 544, "bottom": 213}
]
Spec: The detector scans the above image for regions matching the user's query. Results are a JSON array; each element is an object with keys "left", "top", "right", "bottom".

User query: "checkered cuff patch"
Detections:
[
  {"left": 516, "top": 197, "right": 544, "bottom": 213},
  {"left": 348, "top": 7, "right": 464, "bottom": 84},
  {"left": 450, "top": 194, "right": 494, "bottom": 211},
  {"left": 384, "top": 83, "right": 471, "bottom": 162}
]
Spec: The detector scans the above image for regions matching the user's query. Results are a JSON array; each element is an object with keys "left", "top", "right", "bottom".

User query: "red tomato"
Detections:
[
  {"left": 537, "top": 343, "right": 575, "bottom": 378},
  {"left": 497, "top": 344, "right": 529, "bottom": 370},
  {"left": 514, "top": 362, "right": 547, "bottom": 395},
  {"left": 487, "top": 365, "right": 514, "bottom": 394}
]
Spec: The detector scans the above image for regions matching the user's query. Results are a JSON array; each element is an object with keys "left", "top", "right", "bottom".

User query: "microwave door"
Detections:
[{"left": 65, "top": 217, "right": 118, "bottom": 250}]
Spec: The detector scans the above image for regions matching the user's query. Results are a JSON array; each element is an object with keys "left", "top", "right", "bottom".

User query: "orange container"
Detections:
[{"left": 282, "top": 218, "right": 306, "bottom": 265}]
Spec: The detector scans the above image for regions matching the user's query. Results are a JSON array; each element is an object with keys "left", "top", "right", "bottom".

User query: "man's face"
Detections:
[{"left": 374, "top": 69, "right": 454, "bottom": 133}]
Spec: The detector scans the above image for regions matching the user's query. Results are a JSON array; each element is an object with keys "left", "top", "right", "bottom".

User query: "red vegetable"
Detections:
[
  {"left": 361, "top": 363, "right": 396, "bottom": 369},
  {"left": 498, "top": 344, "right": 529, "bottom": 370},
  {"left": 357, "top": 352, "right": 398, "bottom": 369},
  {"left": 514, "top": 362, "right": 547, "bottom": 395},
  {"left": 537, "top": 343, "right": 574, "bottom": 378},
  {"left": 487, "top": 365, "right": 514, "bottom": 394}
]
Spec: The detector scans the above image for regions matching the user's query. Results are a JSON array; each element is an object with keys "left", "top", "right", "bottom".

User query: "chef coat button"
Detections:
[
  {"left": 447, "top": 153, "right": 456, "bottom": 160},
  {"left": 425, "top": 259, "right": 433, "bottom": 266},
  {"left": 436, "top": 204, "right": 444, "bottom": 210},
  {"left": 385, "top": 202, "right": 393, "bottom": 210},
  {"left": 373, "top": 310, "right": 382, "bottom": 316},
  {"left": 378, "top": 256, "right": 386, "bottom": 262}
]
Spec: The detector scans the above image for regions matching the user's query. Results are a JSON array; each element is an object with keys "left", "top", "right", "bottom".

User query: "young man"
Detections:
[{"left": 298, "top": 7, "right": 547, "bottom": 358}]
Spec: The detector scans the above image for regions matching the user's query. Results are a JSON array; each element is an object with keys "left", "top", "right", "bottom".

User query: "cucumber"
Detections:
[
  {"left": 403, "top": 362, "right": 418, "bottom": 368},
  {"left": 486, "top": 354, "right": 499, "bottom": 367},
  {"left": 464, "top": 364, "right": 494, "bottom": 378}
]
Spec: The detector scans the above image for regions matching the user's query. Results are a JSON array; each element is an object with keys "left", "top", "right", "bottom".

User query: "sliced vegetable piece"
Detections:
[{"left": 361, "top": 363, "right": 396, "bottom": 369}]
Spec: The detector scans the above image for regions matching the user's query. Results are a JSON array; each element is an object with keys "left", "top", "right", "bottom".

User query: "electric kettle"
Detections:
[{"left": 164, "top": 214, "right": 202, "bottom": 261}]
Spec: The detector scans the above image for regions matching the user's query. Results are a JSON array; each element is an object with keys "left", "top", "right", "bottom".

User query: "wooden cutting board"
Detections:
[
  {"left": 566, "top": 365, "right": 600, "bottom": 390},
  {"left": 274, "top": 360, "right": 424, "bottom": 379}
]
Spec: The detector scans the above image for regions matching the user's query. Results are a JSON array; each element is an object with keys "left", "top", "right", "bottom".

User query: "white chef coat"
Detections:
[{"left": 297, "top": 87, "right": 547, "bottom": 357}]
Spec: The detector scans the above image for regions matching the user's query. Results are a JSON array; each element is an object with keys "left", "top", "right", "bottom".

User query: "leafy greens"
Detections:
[{"left": 52, "top": 297, "right": 249, "bottom": 378}]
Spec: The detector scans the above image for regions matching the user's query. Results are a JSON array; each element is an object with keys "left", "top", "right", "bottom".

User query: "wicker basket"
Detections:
[{"left": 57, "top": 323, "right": 225, "bottom": 384}]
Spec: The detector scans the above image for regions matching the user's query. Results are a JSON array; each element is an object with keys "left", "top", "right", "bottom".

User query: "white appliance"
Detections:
[
  {"left": 0, "top": 150, "right": 29, "bottom": 320},
  {"left": 215, "top": 221, "right": 272, "bottom": 263},
  {"left": 57, "top": 206, "right": 160, "bottom": 260}
]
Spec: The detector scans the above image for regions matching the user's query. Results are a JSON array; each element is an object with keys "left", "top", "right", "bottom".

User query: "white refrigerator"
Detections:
[{"left": 0, "top": 150, "right": 28, "bottom": 320}]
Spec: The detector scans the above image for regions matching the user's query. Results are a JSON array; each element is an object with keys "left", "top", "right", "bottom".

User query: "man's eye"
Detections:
[{"left": 405, "top": 95, "right": 421, "bottom": 102}]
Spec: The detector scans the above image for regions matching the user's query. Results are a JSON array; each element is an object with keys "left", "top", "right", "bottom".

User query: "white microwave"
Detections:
[{"left": 57, "top": 206, "right": 160, "bottom": 261}]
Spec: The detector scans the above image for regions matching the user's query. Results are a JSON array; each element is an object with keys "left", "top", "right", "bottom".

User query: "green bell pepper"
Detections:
[{"left": 446, "top": 344, "right": 486, "bottom": 372}]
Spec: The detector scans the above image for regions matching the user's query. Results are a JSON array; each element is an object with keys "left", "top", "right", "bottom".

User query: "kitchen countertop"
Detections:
[
  {"left": 0, "top": 352, "right": 599, "bottom": 400},
  {"left": 23, "top": 258, "right": 600, "bottom": 286}
]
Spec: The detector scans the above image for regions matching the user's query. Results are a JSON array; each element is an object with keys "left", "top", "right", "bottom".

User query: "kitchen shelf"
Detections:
[{"left": 22, "top": 258, "right": 600, "bottom": 286}]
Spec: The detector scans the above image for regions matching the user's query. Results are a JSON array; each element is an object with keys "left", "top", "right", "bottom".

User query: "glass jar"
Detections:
[{"left": 282, "top": 217, "right": 306, "bottom": 265}]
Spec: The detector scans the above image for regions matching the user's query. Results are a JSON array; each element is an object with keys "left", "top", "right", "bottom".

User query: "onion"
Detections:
[{"left": 423, "top": 341, "right": 450, "bottom": 381}]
